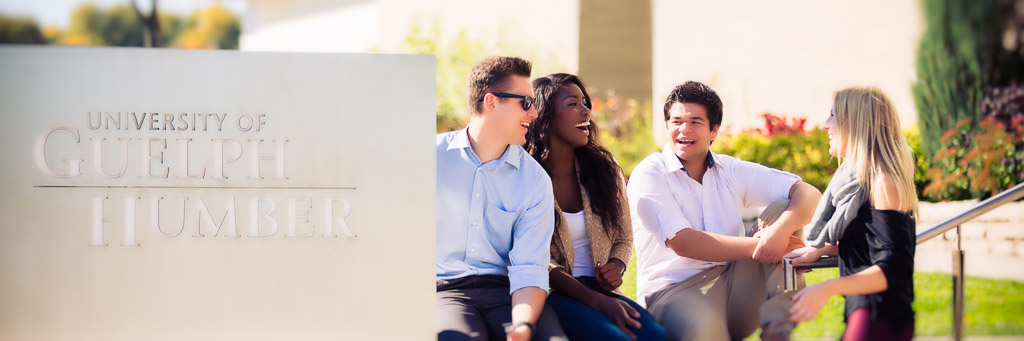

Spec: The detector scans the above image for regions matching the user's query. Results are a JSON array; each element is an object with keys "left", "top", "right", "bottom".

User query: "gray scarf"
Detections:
[{"left": 805, "top": 167, "right": 867, "bottom": 248}]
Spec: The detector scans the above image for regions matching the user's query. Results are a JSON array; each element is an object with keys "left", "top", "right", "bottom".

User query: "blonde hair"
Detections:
[{"left": 833, "top": 87, "right": 918, "bottom": 213}]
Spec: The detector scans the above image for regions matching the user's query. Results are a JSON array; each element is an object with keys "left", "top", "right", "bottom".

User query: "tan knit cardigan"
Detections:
[{"left": 549, "top": 172, "right": 632, "bottom": 289}]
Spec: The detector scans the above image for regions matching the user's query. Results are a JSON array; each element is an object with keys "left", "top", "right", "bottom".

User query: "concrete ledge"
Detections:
[{"left": 915, "top": 201, "right": 1024, "bottom": 281}]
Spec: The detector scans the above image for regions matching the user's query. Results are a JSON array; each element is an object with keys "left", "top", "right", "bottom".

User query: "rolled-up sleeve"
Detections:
[
  {"left": 732, "top": 159, "right": 800, "bottom": 208},
  {"left": 508, "top": 173, "right": 555, "bottom": 294},
  {"left": 627, "top": 163, "right": 692, "bottom": 244}
]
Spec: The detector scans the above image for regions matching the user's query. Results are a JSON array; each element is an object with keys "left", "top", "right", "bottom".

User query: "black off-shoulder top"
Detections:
[{"left": 837, "top": 202, "right": 916, "bottom": 332}]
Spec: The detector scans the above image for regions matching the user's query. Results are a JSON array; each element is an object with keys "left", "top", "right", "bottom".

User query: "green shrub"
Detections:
[
  {"left": 397, "top": 25, "right": 491, "bottom": 133},
  {"left": 712, "top": 113, "right": 837, "bottom": 192},
  {"left": 912, "top": 0, "right": 1019, "bottom": 159},
  {"left": 591, "top": 95, "right": 659, "bottom": 177},
  {"left": 905, "top": 126, "right": 934, "bottom": 198},
  {"left": 713, "top": 113, "right": 933, "bottom": 198}
]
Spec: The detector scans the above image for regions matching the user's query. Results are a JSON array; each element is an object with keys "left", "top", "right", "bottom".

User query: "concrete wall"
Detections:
[
  {"left": 242, "top": 0, "right": 580, "bottom": 75},
  {"left": 243, "top": 0, "right": 925, "bottom": 140},
  {"left": 651, "top": 0, "right": 923, "bottom": 142},
  {"left": 0, "top": 46, "right": 436, "bottom": 340},
  {"left": 579, "top": 0, "right": 652, "bottom": 102},
  {"left": 916, "top": 201, "right": 1024, "bottom": 281}
]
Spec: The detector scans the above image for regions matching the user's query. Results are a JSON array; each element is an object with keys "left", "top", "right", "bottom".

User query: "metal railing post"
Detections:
[
  {"left": 784, "top": 258, "right": 796, "bottom": 292},
  {"left": 953, "top": 225, "right": 965, "bottom": 341}
]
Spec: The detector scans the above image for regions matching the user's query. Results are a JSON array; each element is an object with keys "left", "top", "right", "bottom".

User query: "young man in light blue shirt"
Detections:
[{"left": 436, "top": 56, "right": 566, "bottom": 341}]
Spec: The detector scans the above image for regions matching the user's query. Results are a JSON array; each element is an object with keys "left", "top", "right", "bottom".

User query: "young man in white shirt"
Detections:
[{"left": 628, "top": 81, "right": 822, "bottom": 340}]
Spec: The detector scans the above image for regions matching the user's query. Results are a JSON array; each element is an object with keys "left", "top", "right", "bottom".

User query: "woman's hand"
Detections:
[
  {"left": 595, "top": 259, "right": 626, "bottom": 292},
  {"left": 785, "top": 245, "right": 836, "bottom": 273},
  {"left": 593, "top": 295, "right": 641, "bottom": 341},
  {"left": 788, "top": 281, "right": 834, "bottom": 322},
  {"left": 786, "top": 245, "right": 824, "bottom": 262}
]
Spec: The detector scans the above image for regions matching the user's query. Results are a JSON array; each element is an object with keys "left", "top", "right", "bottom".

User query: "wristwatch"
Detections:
[{"left": 504, "top": 321, "right": 535, "bottom": 334}]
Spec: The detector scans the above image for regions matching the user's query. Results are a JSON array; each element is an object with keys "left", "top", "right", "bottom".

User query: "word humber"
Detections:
[{"left": 91, "top": 196, "right": 355, "bottom": 247}]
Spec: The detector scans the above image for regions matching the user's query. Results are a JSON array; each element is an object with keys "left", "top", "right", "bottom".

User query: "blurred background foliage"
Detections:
[
  {"left": 925, "top": 114, "right": 1024, "bottom": 201},
  {"left": 713, "top": 114, "right": 837, "bottom": 191},
  {"left": 396, "top": 24, "right": 493, "bottom": 133},
  {"left": 913, "top": 0, "right": 1023, "bottom": 201},
  {"left": 397, "top": 21, "right": 663, "bottom": 176},
  {"left": 0, "top": 2, "right": 239, "bottom": 49},
  {"left": 590, "top": 95, "right": 658, "bottom": 177},
  {"left": 396, "top": 24, "right": 945, "bottom": 196}
]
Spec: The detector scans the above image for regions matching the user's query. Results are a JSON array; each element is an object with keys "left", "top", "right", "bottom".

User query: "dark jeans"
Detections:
[
  {"left": 437, "top": 275, "right": 567, "bottom": 341},
  {"left": 546, "top": 276, "right": 666, "bottom": 341}
]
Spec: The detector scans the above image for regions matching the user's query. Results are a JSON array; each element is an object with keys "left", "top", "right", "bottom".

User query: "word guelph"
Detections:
[{"left": 35, "top": 122, "right": 356, "bottom": 247}]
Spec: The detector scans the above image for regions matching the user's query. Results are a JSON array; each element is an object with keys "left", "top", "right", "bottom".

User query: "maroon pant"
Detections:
[{"left": 842, "top": 308, "right": 913, "bottom": 341}]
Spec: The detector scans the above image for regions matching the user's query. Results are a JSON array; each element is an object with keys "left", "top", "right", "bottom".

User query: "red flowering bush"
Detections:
[
  {"left": 713, "top": 113, "right": 836, "bottom": 191},
  {"left": 924, "top": 115, "right": 1024, "bottom": 200}
]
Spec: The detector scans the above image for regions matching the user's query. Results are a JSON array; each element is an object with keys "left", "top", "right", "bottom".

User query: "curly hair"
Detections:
[
  {"left": 524, "top": 73, "right": 625, "bottom": 233},
  {"left": 663, "top": 81, "right": 723, "bottom": 129}
]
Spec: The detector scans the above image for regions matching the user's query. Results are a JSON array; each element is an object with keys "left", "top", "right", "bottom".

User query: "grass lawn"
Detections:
[{"left": 618, "top": 258, "right": 1024, "bottom": 339}]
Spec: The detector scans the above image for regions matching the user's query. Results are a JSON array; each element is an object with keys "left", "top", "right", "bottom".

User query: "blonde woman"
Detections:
[{"left": 780, "top": 87, "right": 918, "bottom": 341}]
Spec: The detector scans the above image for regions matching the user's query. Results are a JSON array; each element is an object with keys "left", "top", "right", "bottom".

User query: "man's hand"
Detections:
[
  {"left": 595, "top": 259, "right": 626, "bottom": 292},
  {"left": 592, "top": 296, "right": 641, "bottom": 341},
  {"left": 507, "top": 324, "right": 531, "bottom": 341},
  {"left": 509, "top": 287, "right": 545, "bottom": 341},
  {"left": 752, "top": 228, "right": 804, "bottom": 263}
]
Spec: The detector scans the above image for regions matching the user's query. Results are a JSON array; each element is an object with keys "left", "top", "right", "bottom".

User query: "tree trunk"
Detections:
[{"left": 131, "top": 0, "right": 160, "bottom": 47}]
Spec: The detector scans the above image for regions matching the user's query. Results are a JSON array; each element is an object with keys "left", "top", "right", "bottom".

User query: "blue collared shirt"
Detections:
[{"left": 436, "top": 128, "right": 554, "bottom": 294}]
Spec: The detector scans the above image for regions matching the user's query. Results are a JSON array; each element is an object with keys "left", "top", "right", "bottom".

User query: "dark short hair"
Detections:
[
  {"left": 467, "top": 56, "right": 532, "bottom": 115},
  {"left": 663, "top": 81, "right": 723, "bottom": 129}
]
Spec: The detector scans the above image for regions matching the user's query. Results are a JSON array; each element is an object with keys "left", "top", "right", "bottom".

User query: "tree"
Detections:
[
  {"left": 911, "top": 0, "right": 1018, "bottom": 159},
  {"left": 131, "top": 0, "right": 160, "bottom": 47},
  {"left": 0, "top": 14, "right": 45, "bottom": 44},
  {"left": 171, "top": 6, "right": 240, "bottom": 49}
]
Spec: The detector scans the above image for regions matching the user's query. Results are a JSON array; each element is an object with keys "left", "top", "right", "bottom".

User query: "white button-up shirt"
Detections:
[{"left": 627, "top": 146, "right": 799, "bottom": 305}]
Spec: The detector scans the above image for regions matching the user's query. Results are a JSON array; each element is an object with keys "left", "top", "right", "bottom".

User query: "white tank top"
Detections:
[{"left": 563, "top": 210, "right": 595, "bottom": 277}]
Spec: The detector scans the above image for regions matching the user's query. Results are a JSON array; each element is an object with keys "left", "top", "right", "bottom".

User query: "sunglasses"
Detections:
[{"left": 480, "top": 92, "right": 535, "bottom": 111}]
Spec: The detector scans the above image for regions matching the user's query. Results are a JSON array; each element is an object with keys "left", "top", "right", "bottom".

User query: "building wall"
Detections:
[
  {"left": 579, "top": 0, "right": 653, "bottom": 102},
  {"left": 241, "top": 0, "right": 580, "bottom": 76},
  {"left": 242, "top": 0, "right": 924, "bottom": 142},
  {"left": 652, "top": 0, "right": 923, "bottom": 142},
  {"left": 241, "top": 0, "right": 380, "bottom": 53}
]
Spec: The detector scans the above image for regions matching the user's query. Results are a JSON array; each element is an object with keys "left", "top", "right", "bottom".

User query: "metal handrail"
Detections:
[
  {"left": 785, "top": 182, "right": 1024, "bottom": 275},
  {"left": 917, "top": 182, "right": 1024, "bottom": 244},
  {"left": 782, "top": 181, "right": 1024, "bottom": 341}
]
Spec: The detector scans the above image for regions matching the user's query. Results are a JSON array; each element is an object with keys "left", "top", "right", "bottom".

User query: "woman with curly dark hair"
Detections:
[{"left": 524, "top": 73, "right": 665, "bottom": 341}]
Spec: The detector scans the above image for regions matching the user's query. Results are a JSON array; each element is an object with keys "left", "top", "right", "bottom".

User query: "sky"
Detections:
[{"left": 0, "top": 0, "right": 246, "bottom": 29}]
